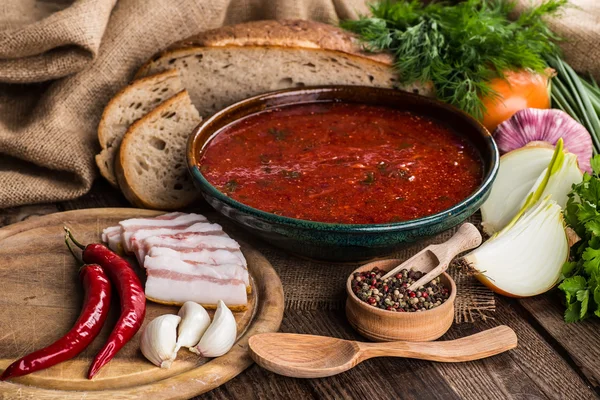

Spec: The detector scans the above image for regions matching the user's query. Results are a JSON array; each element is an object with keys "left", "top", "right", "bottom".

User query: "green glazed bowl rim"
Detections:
[{"left": 187, "top": 85, "right": 499, "bottom": 233}]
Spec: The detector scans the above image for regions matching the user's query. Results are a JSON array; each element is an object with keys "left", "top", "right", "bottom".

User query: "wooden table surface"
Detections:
[{"left": 1, "top": 180, "right": 599, "bottom": 400}]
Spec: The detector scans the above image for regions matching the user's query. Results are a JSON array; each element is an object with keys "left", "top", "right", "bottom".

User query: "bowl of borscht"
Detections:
[{"left": 187, "top": 86, "right": 499, "bottom": 262}]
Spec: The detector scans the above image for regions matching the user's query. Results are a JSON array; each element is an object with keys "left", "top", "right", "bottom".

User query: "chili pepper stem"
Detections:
[
  {"left": 64, "top": 233, "right": 84, "bottom": 265},
  {"left": 64, "top": 226, "right": 86, "bottom": 249}
]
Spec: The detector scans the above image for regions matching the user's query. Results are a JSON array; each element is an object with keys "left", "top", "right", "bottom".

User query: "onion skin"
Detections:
[
  {"left": 475, "top": 274, "right": 520, "bottom": 298},
  {"left": 475, "top": 274, "right": 560, "bottom": 299},
  {"left": 493, "top": 108, "right": 593, "bottom": 172},
  {"left": 481, "top": 70, "right": 551, "bottom": 132}
]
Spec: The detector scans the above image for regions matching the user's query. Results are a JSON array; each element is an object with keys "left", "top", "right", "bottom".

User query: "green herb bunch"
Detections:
[
  {"left": 561, "top": 155, "right": 600, "bottom": 322},
  {"left": 341, "top": 0, "right": 566, "bottom": 120}
]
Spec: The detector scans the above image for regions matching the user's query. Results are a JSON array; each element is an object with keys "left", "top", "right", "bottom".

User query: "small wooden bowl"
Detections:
[{"left": 346, "top": 259, "right": 456, "bottom": 342}]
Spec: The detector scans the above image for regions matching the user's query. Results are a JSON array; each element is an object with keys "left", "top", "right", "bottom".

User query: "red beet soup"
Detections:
[{"left": 198, "top": 102, "right": 483, "bottom": 224}]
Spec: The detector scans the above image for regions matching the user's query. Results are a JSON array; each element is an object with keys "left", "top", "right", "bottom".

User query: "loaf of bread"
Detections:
[
  {"left": 98, "top": 20, "right": 431, "bottom": 209},
  {"left": 135, "top": 20, "right": 431, "bottom": 117},
  {"left": 115, "top": 90, "right": 201, "bottom": 210}
]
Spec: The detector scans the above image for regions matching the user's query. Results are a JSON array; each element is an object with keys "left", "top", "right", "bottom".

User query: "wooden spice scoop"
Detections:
[
  {"left": 248, "top": 325, "right": 517, "bottom": 379},
  {"left": 381, "top": 223, "right": 482, "bottom": 291}
]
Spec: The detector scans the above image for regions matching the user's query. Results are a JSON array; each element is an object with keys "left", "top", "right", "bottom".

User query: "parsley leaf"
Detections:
[
  {"left": 559, "top": 276, "right": 586, "bottom": 302},
  {"left": 560, "top": 276, "right": 587, "bottom": 322},
  {"left": 361, "top": 172, "right": 376, "bottom": 185},
  {"left": 564, "top": 302, "right": 582, "bottom": 323},
  {"left": 577, "top": 289, "right": 590, "bottom": 319},
  {"left": 582, "top": 247, "right": 600, "bottom": 276},
  {"left": 224, "top": 180, "right": 239, "bottom": 193},
  {"left": 591, "top": 157, "right": 600, "bottom": 174},
  {"left": 268, "top": 128, "right": 289, "bottom": 141},
  {"left": 576, "top": 202, "right": 599, "bottom": 225},
  {"left": 561, "top": 261, "right": 578, "bottom": 281},
  {"left": 580, "top": 178, "right": 600, "bottom": 207},
  {"left": 560, "top": 154, "right": 600, "bottom": 322},
  {"left": 585, "top": 219, "right": 600, "bottom": 237}
]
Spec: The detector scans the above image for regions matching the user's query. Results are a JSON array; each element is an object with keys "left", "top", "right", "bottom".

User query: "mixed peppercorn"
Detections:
[{"left": 351, "top": 267, "right": 450, "bottom": 312}]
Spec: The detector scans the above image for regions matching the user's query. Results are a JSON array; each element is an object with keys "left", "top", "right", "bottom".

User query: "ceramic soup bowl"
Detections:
[{"left": 187, "top": 85, "right": 498, "bottom": 262}]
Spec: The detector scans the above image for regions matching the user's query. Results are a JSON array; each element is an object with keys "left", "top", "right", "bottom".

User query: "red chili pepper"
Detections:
[
  {"left": 66, "top": 229, "right": 146, "bottom": 379},
  {"left": 0, "top": 263, "right": 111, "bottom": 381}
]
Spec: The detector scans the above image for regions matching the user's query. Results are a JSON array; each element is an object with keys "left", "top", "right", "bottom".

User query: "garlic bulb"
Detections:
[
  {"left": 494, "top": 108, "right": 593, "bottom": 172},
  {"left": 140, "top": 314, "right": 181, "bottom": 369},
  {"left": 191, "top": 300, "right": 237, "bottom": 357},
  {"left": 176, "top": 301, "right": 211, "bottom": 352}
]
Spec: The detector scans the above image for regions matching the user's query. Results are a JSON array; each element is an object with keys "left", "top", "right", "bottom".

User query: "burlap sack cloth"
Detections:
[{"left": 1, "top": 0, "right": 599, "bottom": 208}]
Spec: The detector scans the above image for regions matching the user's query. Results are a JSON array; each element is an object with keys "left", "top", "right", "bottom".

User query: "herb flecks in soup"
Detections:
[{"left": 199, "top": 103, "right": 483, "bottom": 224}]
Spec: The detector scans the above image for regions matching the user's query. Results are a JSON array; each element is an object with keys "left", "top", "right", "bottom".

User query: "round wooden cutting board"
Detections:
[{"left": 0, "top": 208, "right": 284, "bottom": 399}]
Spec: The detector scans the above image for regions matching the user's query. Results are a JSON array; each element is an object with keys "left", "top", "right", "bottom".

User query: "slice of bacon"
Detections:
[
  {"left": 148, "top": 247, "right": 247, "bottom": 268},
  {"left": 144, "top": 255, "right": 249, "bottom": 285},
  {"left": 154, "top": 212, "right": 186, "bottom": 220},
  {"left": 102, "top": 212, "right": 250, "bottom": 308},
  {"left": 101, "top": 212, "right": 192, "bottom": 252},
  {"left": 101, "top": 225, "right": 123, "bottom": 253},
  {"left": 139, "top": 233, "right": 240, "bottom": 263},
  {"left": 119, "top": 213, "right": 208, "bottom": 253},
  {"left": 130, "top": 222, "right": 226, "bottom": 262},
  {"left": 145, "top": 270, "right": 248, "bottom": 307}
]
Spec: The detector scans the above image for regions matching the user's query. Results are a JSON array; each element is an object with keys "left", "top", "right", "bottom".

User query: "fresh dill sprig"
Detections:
[{"left": 341, "top": 0, "right": 567, "bottom": 120}]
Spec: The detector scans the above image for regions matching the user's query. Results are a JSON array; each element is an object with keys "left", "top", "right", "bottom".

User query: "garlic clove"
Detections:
[
  {"left": 140, "top": 314, "right": 181, "bottom": 369},
  {"left": 176, "top": 301, "right": 211, "bottom": 352},
  {"left": 191, "top": 300, "right": 237, "bottom": 358}
]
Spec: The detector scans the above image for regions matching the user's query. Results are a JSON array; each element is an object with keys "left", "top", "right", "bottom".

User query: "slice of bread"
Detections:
[
  {"left": 135, "top": 20, "right": 433, "bottom": 117},
  {"left": 115, "top": 90, "right": 201, "bottom": 210},
  {"left": 98, "top": 20, "right": 434, "bottom": 209},
  {"left": 96, "top": 69, "right": 183, "bottom": 186}
]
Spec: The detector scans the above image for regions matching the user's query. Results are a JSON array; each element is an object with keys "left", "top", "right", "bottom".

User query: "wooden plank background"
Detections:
[{"left": 1, "top": 180, "right": 599, "bottom": 400}]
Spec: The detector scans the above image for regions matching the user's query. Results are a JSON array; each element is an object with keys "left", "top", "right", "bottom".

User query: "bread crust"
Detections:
[
  {"left": 136, "top": 19, "right": 394, "bottom": 78},
  {"left": 177, "top": 20, "right": 392, "bottom": 63},
  {"left": 115, "top": 89, "right": 199, "bottom": 210},
  {"left": 96, "top": 69, "right": 181, "bottom": 187}
]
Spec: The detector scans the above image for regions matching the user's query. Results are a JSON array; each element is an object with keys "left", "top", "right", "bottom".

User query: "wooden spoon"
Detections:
[
  {"left": 381, "top": 223, "right": 482, "bottom": 291},
  {"left": 248, "top": 326, "right": 517, "bottom": 379}
]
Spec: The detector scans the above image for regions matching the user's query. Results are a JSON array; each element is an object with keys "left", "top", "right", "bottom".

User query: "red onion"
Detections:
[{"left": 493, "top": 108, "right": 593, "bottom": 172}]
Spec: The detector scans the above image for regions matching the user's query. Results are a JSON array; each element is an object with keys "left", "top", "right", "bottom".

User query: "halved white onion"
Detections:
[{"left": 466, "top": 196, "right": 568, "bottom": 297}]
